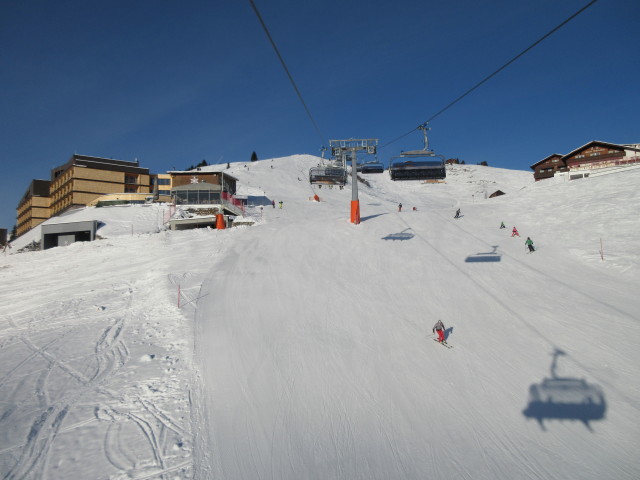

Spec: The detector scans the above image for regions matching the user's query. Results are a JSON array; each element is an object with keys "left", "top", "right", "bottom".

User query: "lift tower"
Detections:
[{"left": 329, "top": 139, "right": 378, "bottom": 225}]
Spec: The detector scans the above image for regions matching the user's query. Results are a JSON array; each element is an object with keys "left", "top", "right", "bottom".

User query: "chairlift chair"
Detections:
[
  {"left": 388, "top": 123, "right": 446, "bottom": 181},
  {"left": 309, "top": 166, "right": 348, "bottom": 186},
  {"left": 359, "top": 162, "right": 385, "bottom": 174}
]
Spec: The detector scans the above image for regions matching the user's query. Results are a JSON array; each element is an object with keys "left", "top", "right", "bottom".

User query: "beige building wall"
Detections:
[
  {"left": 49, "top": 166, "right": 151, "bottom": 216},
  {"left": 16, "top": 196, "right": 51, "bottom": 236}
]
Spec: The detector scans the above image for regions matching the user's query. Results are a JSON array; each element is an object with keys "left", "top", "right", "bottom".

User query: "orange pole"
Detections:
[
  {"left": 216, "top": 213, "right": 226, "bottom": 229},
  {"left": 350, "top": 200, "right": 360, "bottom": 224}
]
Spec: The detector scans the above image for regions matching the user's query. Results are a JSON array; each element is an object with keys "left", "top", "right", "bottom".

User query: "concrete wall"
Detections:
[{"left": 41, "top": 220, "right": 98, "bottom": 250}]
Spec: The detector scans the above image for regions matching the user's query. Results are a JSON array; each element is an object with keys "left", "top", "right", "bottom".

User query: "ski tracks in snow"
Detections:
[
  {"left": 1, "top": 290, "right": 131, "bottom": 480},
  {"left": 1, "top": 281, "right": 192, "bottom": 480}
]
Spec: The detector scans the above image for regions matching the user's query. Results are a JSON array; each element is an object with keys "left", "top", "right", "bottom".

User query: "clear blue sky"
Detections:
[{"left": 1, "top": 0, "right": 638, "bottom": 230}]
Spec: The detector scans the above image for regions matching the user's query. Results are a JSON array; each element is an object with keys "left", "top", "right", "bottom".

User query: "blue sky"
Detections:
[{"left": 1, "top": 0, "right": 638, "bottom": 230}]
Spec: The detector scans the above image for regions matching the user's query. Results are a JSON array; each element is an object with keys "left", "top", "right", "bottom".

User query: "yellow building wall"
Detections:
[
  {"left": 74, "top": 179, "right": 130, "bottom": 194},
  {"left": 73, "top": 167, "right": 124, "bottom": 182}
]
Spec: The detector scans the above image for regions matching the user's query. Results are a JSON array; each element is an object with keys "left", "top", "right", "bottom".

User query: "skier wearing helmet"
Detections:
[{"left": 433, "top": 320, "right": 446, "bottom": 344}]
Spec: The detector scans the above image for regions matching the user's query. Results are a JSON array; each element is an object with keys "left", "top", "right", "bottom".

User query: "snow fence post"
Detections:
[
  {"left": 600, "top": 238, "right": 604, "bottom": 261},
  {"left": 178, "top": 284, "right": 181, "bottom": 308}
]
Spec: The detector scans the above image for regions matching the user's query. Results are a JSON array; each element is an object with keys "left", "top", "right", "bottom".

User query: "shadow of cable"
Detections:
[
  {"left": 522, "top": 349, "right": 606, "bottom": 431},
  {"left": 465, "top": 245, "right": 501, "bottom": 263},
  {"left": 382, "top": 228, "right": 414, "bottom": 241}
]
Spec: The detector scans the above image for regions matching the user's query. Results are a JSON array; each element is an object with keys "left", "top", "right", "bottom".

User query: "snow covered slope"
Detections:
[
  {"left": 10, "top": 203, "right": 171, "bottom": 250},
  {"left": 1, "top": 155, "right": 638, "bottom": 480}
]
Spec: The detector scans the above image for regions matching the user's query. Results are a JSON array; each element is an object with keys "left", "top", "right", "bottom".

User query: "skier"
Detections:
[
  {"left": 433, "top": 320, "right": 446, "bottom": 343},
  {"left": 398, "top": 203, "right": 402, "bottom": 212},
  {"left": 272, "top": 200, "right": 275, "bottom": 208},
  {"left": 412, "top": 207, "right": 417, "bottom": 211},
  {"left": 500, "top": 221, "right": 505, "bottom": 229},
  {"left": 525, "top": 236, "right": 535, "bottom": 253},
  {"left": 279, "top": 201, "right": 283, "bottom": 209},
  {"left": 512, "top": 226, "right": 520, "bottom": 237},
  {"left": 454, "top": 208, "right": 461, "bottom": 219}
]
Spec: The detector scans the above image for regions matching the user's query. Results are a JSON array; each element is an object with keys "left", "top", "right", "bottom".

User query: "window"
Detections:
[
  {"left": 125, "top": 186, "right": 137, "bottom": 193},
  {"left": 125, "top": 175, "right": 138, "bottom": 184},
  {"left": 590, "top": 153, "right": 600, "bottom": 157},
  {"left": 576, "top": 154, "right": 585, "bottom": 159},
  {"left": 157, "top": 178, "right": 171, "bottom": 185},
  {"left": 552, "top": 159, "right": 559, "bottom": 162}
]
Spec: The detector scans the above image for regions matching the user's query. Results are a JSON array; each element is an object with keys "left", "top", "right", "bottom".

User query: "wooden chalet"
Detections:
[
  {"left": 530, "top": 154, "right": 567, "bottom": 181},
  {"left": 562, "top": 141, "right": 640, "bottom": 171},
  {"left": 531, "top": 141, "right": 640, "bottom": 181}
]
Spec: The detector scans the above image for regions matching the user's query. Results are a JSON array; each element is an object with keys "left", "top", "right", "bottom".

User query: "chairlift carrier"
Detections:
[
  {"left": 309, "top": 145, "right": 348, "bottom": 186},
  {"left": 389, "top": 124, "right": 446, "bottom": 181}
]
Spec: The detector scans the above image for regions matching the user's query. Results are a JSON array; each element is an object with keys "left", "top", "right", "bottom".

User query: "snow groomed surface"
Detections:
[
  {"left": 1, "top": 156, "right": 639, "bottom": 479},
  {"left": 193, "top": 157, "right": 640, "bottom": 479}
]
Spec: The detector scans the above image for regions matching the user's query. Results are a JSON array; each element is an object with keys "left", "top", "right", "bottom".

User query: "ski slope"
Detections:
[
  {"left": 192, "top": 157, "right": 640, "bottom": 479},
  {"left": 1, "top": 156, "right": 638, "bottom": 479}
]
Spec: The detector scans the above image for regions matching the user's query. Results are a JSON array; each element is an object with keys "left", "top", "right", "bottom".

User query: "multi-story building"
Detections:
[
  {"left": 16, "top": 179, "right": 52, "bottom": 236},
  {"left": 530, "top": 154, "right": 567, "bottom": 181},
  {"left": 49, "top": 155, "right": 150, "bottom": 216},
  {"left": 530, "top": 141, "right": 640, "bottom": 181},
  {"left": 152, "top": 173, "right": 172, "bottom": 197}
]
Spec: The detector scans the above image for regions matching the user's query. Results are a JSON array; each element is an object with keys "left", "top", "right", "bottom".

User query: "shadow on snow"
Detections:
[
  {"left": 381, "top": 228, "right": 414, "bottom": 241},
  {"left": 522, "top": 349, "right": 606, "bottom": 431},
  {"left": 361, "top": 213, "right": 387, "bottom": 222},
  {"left": 465, "top": 245, "right": 501, "bottom": 263}
]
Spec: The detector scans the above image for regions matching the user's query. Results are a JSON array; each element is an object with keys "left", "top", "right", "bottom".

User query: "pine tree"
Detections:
[{"left": 251, "top": 151, "right": 258, "bottom": 162}]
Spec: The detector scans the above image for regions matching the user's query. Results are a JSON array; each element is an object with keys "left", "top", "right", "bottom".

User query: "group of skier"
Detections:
[
  {"left": 397, "top": 203, "right": 419, "bottom": 212},
  {"left": 501, "top": 221, "right": 535, "bottom": 252}
]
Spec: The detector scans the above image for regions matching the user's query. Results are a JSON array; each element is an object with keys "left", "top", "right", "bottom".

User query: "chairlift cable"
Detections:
[
  {"left": 248, "top": 0, "right": 326, "bottom": 145},
  {"left": 381, "top": 0, "right": 600, "bottom": 149}
]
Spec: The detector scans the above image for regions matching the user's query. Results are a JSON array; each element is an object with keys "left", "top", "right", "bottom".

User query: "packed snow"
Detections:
[{"left": 1, "top": 155, "right": 638, "bottom": 479}]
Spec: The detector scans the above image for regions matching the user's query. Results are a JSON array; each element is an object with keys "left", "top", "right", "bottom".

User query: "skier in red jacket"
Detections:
[{"left": 512, "top": 226, "right": 520, "bottom": 237}]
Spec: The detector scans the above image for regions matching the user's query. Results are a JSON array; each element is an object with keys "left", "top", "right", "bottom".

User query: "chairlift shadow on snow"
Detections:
[
  {"left": 465, "top": 245, "right": 501, "bottom": 263},
  {"left": 246, "top": 195, "right": 273, "bottom": 207},
  {"left": 522, "top": 349, "right": 606, "bottom": 431},
  {"left": 361, "top": 213, "right": 387, "bottom": 222},
  {"left": 381, "top": 228, "right": 414, "bottom": 241}
]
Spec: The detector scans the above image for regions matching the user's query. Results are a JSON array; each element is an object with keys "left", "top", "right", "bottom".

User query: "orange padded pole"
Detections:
[
  {"left": 216, "top": 213, "right": 226, "bottom": 229},
  {"left": 350, "top": 200, "right": 360, "bottom": 224}
]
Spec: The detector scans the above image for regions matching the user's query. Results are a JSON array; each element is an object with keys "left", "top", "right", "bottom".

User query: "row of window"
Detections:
[{"left": 174, "top": 190, "right": 222, "bottom": 205}]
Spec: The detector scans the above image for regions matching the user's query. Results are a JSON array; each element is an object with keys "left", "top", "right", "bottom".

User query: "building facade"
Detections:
[
  {"left": 168, "top": 171, "right": 238, "bottom": 194},
  {"left": 563, "top": 141, "right": 639, "bottom": 171},
  {"left": 152, "top": 173, "right": 172, "bottom": 197},
  {"left": 530, "top": 154, "right": 567, "bottom": 181},
  {"left": 530, "top": 141, "right": 640, "bottom": 181},
  {"left": 16, "top": 180, "right": 52, "bottom": 236},
  {"left": 49, "top": 155, "right": 150, "bottom": 216}
]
